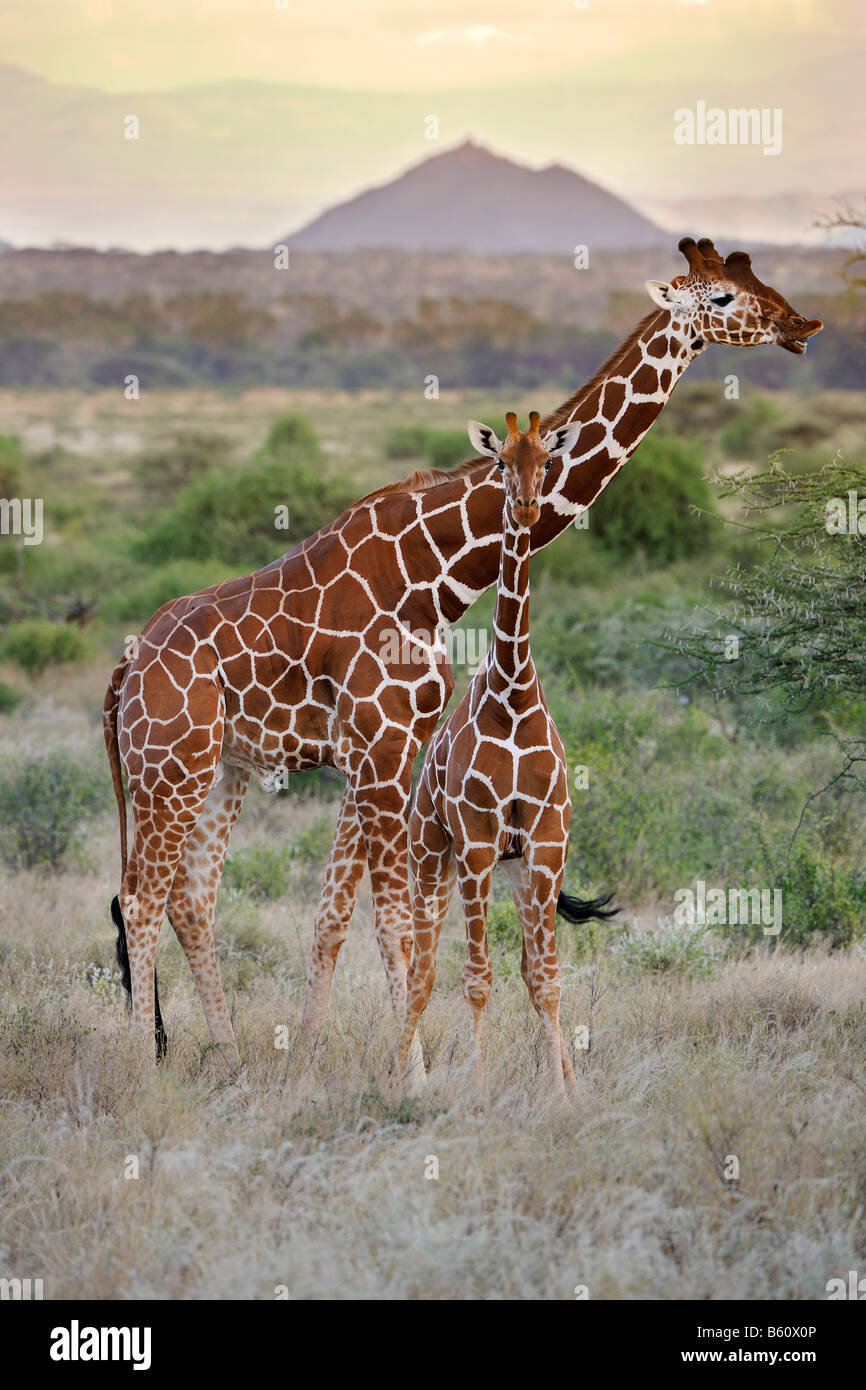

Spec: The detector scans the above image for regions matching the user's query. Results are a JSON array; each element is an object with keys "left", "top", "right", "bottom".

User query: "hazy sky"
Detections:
[
  {"left": 6, "top": 0, "right": 862, "bottom": 94},
  {"left": 2, "top": 0, "right": 863, "bottom": 246}
]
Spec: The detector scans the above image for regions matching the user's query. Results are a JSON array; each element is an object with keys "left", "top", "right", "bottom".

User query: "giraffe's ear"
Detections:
[
  {"left": 467, "top": 420, "right": 503, "bottom": 459},
  {"left": 542, "top": 421, "right": 581, "bottom": 459},
  {"left": 645, "top": 280, "right": 688, "bottom": 310}
]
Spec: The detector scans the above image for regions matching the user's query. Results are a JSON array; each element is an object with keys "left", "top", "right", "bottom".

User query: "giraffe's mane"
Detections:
[
  {"left": 542, "top": 308, "right": 664, "bottom": 430},
  {"left": 354, "top": 455, "right": 492, "bottom": 506}
]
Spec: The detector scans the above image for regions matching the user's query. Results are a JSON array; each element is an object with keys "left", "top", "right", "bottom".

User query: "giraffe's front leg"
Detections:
[{"left": 300, "top": 784, "right": 366, "bottom": 1036}]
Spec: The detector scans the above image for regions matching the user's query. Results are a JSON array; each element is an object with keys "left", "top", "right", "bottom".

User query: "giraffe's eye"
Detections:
[
  {"left": 711, "top": 294, "right": 734, "bottom": 307},
  {"left": 496, "top": 459, "right": 505, "bottom": 472},
  {"left": 544, "top": 458, "right": 552, "bottom": 471}
]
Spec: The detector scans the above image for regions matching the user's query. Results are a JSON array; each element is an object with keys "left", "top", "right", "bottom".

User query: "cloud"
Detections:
[{"left": 415, "top": 26, "right": 527, "bottom": 48}]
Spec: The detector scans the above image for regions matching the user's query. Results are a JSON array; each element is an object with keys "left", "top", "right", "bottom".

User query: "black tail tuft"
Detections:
[
  {"left": 111, "top": 895, "right": 168, "bottom": 1061},
  {"left": 556, "top": 890, "right": 619, "bottom": 925}
]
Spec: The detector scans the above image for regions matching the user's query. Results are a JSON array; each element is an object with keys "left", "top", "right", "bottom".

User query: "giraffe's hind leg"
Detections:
[
  {"left": 120, "top": 782, "right": 217, "bottom": 1067},
  {"left": 118, "top": 671, "right": 224, "bottom": 1065},
  {"left": 455, "top": 849, "right": 496, "bottom": 1080},
  {"left": 502, "top": 855, "right": 577, "bottom": 1098},
  {"left": 165, "top": 763, "right": 250, "bottom": 1067},
  {"left": 397, "top": 784, "right": 454, "bottom": 1091},
  {"left": 301, "top": 783, "right": 366, "bottom": 1036}
]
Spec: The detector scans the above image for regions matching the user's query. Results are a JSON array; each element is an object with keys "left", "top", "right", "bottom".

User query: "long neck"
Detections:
[
  {"left": 532, "top": 305, "right": 700, "bottom": 547},
  {"left": 420, "top": 306, "right": 701, "bottom": 625},
  {"left": 319, "top": 305, "right": 701, "bottom": 634},
  {"left": 487, "top": 505, "right": 532, "bottom": 699}
]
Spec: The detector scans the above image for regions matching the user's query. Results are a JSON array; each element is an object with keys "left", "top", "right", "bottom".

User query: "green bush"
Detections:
[
  {"left": 291, "top": 817, "right": 334, "bottom": 866},
  {"left": 614, "top": 920, "right": 728, "bottom": 977},
  {"left": 0, "top": 755, "right": 110, "bottom": 869},
  {"left": 718, "top": 393, "right": 783, "bottom": 460},
  {"left": 0, "top": 680, "right": 22, "bottom": 714},
  {"left": 424, "top": 429, "right": 470, "bottom": 471},
  {"left": 763, "top": 852, "right": 865, "bottom": 950},
  {"left": 223, "top": 845, "right": 292, "bottom": 902},
  {"left": 133, "top": 429, "right": 234, "bottom": 500},
  {"left": 384, "top": 425, "right": 470, "bottom": 470},
  {"left": 0, "top": 433, "right": 24, "bottom": 496},
  {"left": 588, "top": 433, "right": 714, "bottom": 563},
  {"left": 384, "top": 425, "right": 432, "bottom": 460},
  {"left": 100, "top": 559, "right": 229, "bottom": 624},
  {"left": 134, "top": 411, "right": 356, "bottom": 568},
  {"left": 487, "top": 897, "right": 522, "bottom": 952},
  {"left": 224, "top": 819, "right": 333, "bottom": 901},
  {"left": 0, "top": 620, "right": 88, "bottom": 678},
  {"left": 549, "top": 688, "right": 789, "bottom": 903}
]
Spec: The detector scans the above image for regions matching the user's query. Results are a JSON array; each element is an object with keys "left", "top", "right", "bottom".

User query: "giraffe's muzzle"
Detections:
[{"left": 778, "top": 316, "right": 823, "bottom": 354}]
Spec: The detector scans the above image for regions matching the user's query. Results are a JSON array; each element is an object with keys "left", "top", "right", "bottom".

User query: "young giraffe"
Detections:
[
  {"left": 104, "top": 237, "right": 820, "bottom": 1063},
  {"left": 396, "top": 412, "right": 616, "bottom": 1097}
]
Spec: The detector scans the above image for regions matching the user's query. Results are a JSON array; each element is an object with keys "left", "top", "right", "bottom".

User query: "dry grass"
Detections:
[{"left": 1, "top": 768, "right": 864, "bottom": 1300}]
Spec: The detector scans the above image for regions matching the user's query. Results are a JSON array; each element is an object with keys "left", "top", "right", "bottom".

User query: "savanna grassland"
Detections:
[{"left": 0, "top": 383, "right": 864, "bottom": 1300}]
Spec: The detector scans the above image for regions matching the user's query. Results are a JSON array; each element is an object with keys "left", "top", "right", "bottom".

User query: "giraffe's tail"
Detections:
[
  {"left": 103, "top": 660, "right": 129, "bottom": 883},
  {"left": 111, "top": 895, "right": 168, "bottom": 1061},
  {"left": 104, "top": 659, "right": 168, "bottom": 1061},
  {"left": 556, "top": 890, "right": 619, "bottom": 924}
]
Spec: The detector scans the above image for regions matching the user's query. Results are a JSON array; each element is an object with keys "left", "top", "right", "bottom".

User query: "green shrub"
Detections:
[
  {"left": 588, "top": 433, "right": 714, "bottom": 563},
  {"left": 424, "top": 429, "right": 470, "bottom": 471},
  {"left": 0, "top": 433, "right": 24, "bottom": 496},
  {"left": 0, "top": 755, "right": 110, "bottom": 869},
  {"left": 224, "top": 818, "right": 334, "bottom": 901},
  {"left": 718, "top": 393, "right": 783, "bottom": 460},
  {"left": 614, "top": 920, "right": 728, "bottom": 977},
  {"left": 548, "top": 688, "right": 793, "bottom": 903},
  {"left": 100, "top": 559, "right": 229, "bottom": 624},
  {"left": 0, "top": 680, "right": 22, "bottom": 714},
  {"left": 0, "top": 620, "right": 88, "bottom": 679},
  {"left": 384, "top": 425, "right": 432, "bottom": 460},
  {"left": 223, "top": 845, "right": 292, "bottom": 902},
  {"left": 487, "top": 897, "right": 522, "bottom": 952},
  {"left": 291, "top": 817, "right": 334, "bottom": 866},
  {"left": 760, "top": 852, "right": 864, "bottom": 950},
  {"left": 134, "top": 411, "right": 356, "bottom": 568},
  {"left": 133, "top": 429, "right": 234, "bottom": 500}
]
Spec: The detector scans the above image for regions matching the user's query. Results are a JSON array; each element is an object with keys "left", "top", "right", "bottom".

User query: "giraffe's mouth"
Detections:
[{"left": 779, "top": 318, "right": 823, "bottom": 354}]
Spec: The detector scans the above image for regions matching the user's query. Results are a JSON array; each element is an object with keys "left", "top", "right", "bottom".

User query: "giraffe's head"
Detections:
[
  {"left": 467, "top": 411, "right": 581, "bottom": 527},
  {"left": 645, "top": 237, "right": 823, "bottom": 355}
]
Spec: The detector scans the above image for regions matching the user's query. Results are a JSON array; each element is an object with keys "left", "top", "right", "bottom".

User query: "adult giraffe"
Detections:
[{"left": 104, "top": 237, "right": 821, "bottom": 1063}]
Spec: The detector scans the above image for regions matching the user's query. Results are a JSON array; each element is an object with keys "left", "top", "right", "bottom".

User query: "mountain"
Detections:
[
  {"left": 287, "top": 141, "right": 668, "bottom": 254},
  {"left": 0, "top": 63, "right": 859, "bottom": 252}
]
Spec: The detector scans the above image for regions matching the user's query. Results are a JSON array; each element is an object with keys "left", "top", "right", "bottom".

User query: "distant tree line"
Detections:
[{"left": 0, "top": 286, "right": 860, "bottom": 391}]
